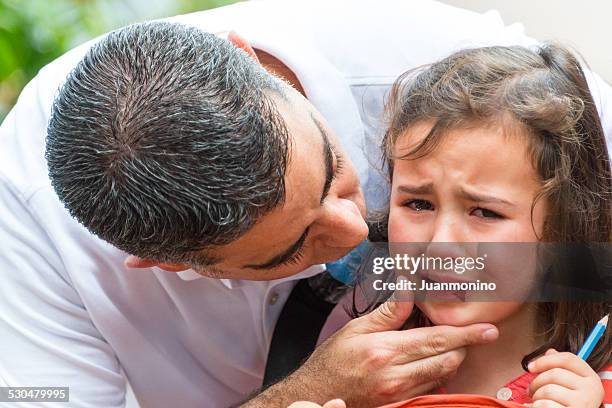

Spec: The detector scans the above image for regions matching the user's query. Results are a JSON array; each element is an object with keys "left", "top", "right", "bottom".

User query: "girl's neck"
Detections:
[{"left": 442, "top": 303, "right": 542, "bottom": 396}]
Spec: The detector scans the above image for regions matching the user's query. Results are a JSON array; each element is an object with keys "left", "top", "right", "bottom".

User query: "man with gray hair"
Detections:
[{"left": 1, "top": 1, "right": 611, "bottom": 407}]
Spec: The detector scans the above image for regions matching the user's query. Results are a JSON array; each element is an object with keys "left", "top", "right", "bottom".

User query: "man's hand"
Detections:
[
  {"left": 287, "top": 399, "right": 346, "bottom": 408},
  {"left": 243, "top": 296, "right": 499, "bottom": 408},
  {"left": 528, "top": 349, "right": 604, "bottom": 408}
]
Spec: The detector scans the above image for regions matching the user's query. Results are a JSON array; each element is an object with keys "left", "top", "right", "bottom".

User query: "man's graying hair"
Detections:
[{"left": 46, "top": 22, "right": 290, "bottom": 266}]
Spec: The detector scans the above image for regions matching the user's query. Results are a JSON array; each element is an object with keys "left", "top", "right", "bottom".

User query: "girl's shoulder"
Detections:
[{"left": 599, "top": 364, "right": 612, "bottom": 403}]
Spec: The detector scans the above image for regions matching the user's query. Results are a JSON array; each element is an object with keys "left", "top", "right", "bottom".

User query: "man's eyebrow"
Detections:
[{"left": 244, "top": 227, "right": 310, "bottom": 270}]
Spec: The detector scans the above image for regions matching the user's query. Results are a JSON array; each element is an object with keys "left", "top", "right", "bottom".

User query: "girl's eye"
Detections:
[
  {"left": 471, "top": 207, "right": 503, "bottom": 219},
  {"left": 405, "top": 199, "right": 434, "bottom": 212}
]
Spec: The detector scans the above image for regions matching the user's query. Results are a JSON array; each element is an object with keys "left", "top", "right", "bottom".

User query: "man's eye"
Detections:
[
  {"left": 278, "top": 246, "right": 306, "bottom": 267},
  {"left": 405, "top": 199, "right": 434, "bottom": 212},
  {"left": 471, "top": 208, "right": 503, "bottom": 219}
]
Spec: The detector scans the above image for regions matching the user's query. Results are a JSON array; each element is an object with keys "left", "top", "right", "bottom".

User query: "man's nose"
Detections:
[{"left": 318, "top": 197, "right": 368, "bottom": 248}]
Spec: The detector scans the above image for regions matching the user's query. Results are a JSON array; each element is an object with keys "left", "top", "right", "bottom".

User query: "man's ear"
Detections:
[
  {"left": 227, "top": 30, "right": 260, "bottom": 64},
  {"left": 124, "top": 255, "right": 190, "bottom": 273}
]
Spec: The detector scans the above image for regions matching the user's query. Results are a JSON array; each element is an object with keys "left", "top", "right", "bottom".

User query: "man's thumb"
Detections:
[{"left": 351, "top": 282, "right": 414, "bottom": 334}]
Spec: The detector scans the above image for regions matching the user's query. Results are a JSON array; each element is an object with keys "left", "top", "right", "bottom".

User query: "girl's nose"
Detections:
[
  {"left": 318, "top": 197, "right": 368, "bottom": 248},
  {"left": 431, "top": 213, "right": 465, "bottom": 243},
  {"left": 425, "top": 212, "right": 478, "bottom": 263}
]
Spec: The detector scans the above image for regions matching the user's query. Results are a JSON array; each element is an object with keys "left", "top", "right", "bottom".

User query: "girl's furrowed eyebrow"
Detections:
[
  {"left": 396, "top": 183, "right": 433, "bottom": 195},
  {"left": 397, "top": 183, "right": 516, "bottom": 206},
  {"left": 460, "top": 188, "right": 515, "bottom": 206}
]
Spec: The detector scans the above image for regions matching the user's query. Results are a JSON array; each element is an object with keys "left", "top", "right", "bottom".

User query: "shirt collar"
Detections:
[
  {"left": 499, "top": 371, "right": 537, "bottom": 404},
  {"left": 437, "top": 371, "right": 536, "bottom": 404},
  {"left": 177, "top": 263, "right": 325, "bottom": 289},
  {"left": 175, "top": 268, "right": 235, "bottom": 288},
  {"left": 246, "top": 32, "right": 368, "bottom": 184}
]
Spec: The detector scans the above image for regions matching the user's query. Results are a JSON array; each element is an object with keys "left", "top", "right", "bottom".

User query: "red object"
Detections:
[
  {"left": 378, "top": 394, "right": 524, "bottom": 408},
  {"left": 377, "top": 363, "right": 612, "bottom": 407},
  {"left": 436, "top": 371, "right": 536, "bottom": 404},
  {"left": 600, "top": 364, "right": 612, "bottom": 405}
]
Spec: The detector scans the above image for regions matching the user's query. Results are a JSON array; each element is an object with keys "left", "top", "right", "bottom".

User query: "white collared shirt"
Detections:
[{"left": 1, "top": 1, "right": 611, "bottom": 407}]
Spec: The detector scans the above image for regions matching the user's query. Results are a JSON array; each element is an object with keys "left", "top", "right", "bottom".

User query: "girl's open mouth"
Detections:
[{"left": 421, "top": 276, "right": 468, "bottom": 302}]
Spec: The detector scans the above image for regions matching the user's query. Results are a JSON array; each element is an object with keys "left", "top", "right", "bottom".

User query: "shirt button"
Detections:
[
  {"left": 496, "top": 387, "right": 513, "bottom": 400},
  {"left": 268, "top": 292, "right": 279, "bottom": 305}
]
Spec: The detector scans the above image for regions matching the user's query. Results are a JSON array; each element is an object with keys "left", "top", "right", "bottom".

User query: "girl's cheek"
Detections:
[
  {"left": 388, "top": 206, "right": 405, "bottom": 241},
  {"left": 481, "top": 219, "right": 539, "bottom": 243},
  {"left": 470, "top": 222, "right": 518, "bottom": 242},
  {"left": 388, "top": 206, "right": 431, "bottom": 242}
]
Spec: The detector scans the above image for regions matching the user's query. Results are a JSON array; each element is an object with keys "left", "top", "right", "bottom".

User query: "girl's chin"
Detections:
[
  {"left": 417, "top": 301, "right": 525, "bottom": 327},
  {"left": 417, "top": 301, "right": 492, "bottom": 326}
]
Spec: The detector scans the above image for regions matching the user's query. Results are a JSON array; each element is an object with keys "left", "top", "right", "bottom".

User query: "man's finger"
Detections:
[
  {"left": 349, "top": 276, "right": 415, "bottom": 334},
  {"left": 287, "top": 401, "right": 345, "bottom": 408},
  {"left": 287, "top": 403, "right": 324, "bottom": 408},
  {"left": 394, "top": 348, "right": 466, "bottom": 384},
  {"left": 322, "top": 399, "right": 346, "bottom": 408},
  {"left": 381, "top": 323, "right": 498, "bottom": 362},
  {"left": 341, "top": 351, "right": 461, "bottom": 404},
  {"left": 350, "top": 298, "right": 414, "bottom": 334}
]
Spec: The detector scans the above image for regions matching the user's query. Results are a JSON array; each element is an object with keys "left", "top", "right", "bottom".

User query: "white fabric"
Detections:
[
  {"left": 600, "top": 371, "right": 612, "bottom": 380},
  {"left": 1, "top": 1, "right": 611, "bottom": 407}
]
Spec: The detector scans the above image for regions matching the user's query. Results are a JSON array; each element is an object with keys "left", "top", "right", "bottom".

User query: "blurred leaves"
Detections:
[{"left": 0, "top": 0, "right": 238, "bottom": 120}]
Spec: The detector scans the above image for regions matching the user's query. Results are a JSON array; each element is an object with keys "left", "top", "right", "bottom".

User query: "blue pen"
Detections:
[{"left": 577, "top": 314, "right": 609, "bottom": 360}]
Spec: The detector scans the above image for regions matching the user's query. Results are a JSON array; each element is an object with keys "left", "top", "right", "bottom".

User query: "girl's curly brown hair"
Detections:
[{"left": 368, "top": 44, "right": 612, "bottom": 372}]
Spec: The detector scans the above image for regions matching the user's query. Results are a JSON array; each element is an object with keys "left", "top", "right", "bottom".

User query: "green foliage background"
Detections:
[{"left": 0, "top": 0, "right": 238, "bottom": 120}]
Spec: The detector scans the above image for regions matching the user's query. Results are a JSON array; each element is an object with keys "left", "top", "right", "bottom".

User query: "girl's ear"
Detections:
[{"left": 227, "top": 31, "right": 260, "bottom": 64}]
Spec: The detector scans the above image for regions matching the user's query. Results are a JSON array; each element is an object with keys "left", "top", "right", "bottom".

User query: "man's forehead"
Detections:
[{"left": 204, "top": 105, "right": 330, "bottom": 269}]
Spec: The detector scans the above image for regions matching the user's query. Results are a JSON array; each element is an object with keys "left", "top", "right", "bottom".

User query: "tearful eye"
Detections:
[
  {"left": 472, "top": 208, "right": 502, "bottom": 219},
  {"left": 405, "top": 199, "right": 434, "bottom": 212}
]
